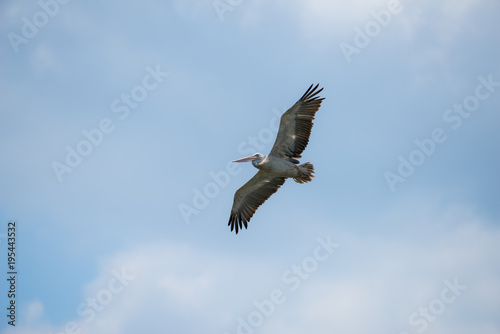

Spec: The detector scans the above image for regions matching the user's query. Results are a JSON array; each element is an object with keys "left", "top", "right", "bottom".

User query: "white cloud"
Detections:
[
  {"left": 256, "top": 214, "right": 500, "bottom": 333},
  {"left": 286, "top": 0, "right": 481, "bottom": 39},
  {"left": 24, "top": 300, "right": 44, "bottom": 325},
  {"left": 7, "top": 201, "right": 499, "bottom": 334}
]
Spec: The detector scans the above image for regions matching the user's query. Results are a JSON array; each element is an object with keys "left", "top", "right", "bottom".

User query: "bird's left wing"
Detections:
[{"left": 228, "top": 170, "right": 286, "bottom": 234}]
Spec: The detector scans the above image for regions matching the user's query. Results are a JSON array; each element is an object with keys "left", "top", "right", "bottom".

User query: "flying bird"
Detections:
[{"left": 228, "top": 84, "right": 325, "bottom": 233}]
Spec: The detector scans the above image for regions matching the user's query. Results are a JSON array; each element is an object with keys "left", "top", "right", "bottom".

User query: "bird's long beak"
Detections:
[{"left": 232, "top": 155, "right": 257, "bottom": 163}]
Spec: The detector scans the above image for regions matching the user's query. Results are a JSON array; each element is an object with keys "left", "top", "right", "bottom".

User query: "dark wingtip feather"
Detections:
[
  {"left": 301, "top": 84, "right": 314, "bottom": 99},
  {"left": 229, "top": 213, "right": 249, "bottom": 234},
  {"left": 302, "top": 84, "right": 324, "bottom": 101}
]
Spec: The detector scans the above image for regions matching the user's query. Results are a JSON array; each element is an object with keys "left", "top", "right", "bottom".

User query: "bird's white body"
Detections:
[{"left": 252, "top": 155, "right": 301, "bottom": 179}]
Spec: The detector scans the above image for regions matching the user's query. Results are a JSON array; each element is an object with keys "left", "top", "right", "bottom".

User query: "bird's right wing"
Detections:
[
  {"left": 228, "top": 170, "right": 286, "bottom": 234},
  {"left": 269, "top": 84, "right": 324, "bottom": 159}
]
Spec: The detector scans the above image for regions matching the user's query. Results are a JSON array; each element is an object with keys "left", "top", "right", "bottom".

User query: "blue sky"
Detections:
[{"left": 1, "top": 0, "right": 499, "bottom": 333}]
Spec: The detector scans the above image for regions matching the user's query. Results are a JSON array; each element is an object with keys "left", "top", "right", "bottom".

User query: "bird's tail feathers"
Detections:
[{"left": 294, "top": 162, "right": 314, "bottom": 184}]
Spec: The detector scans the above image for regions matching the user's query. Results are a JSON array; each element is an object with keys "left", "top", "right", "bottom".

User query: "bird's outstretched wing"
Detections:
[
  {"left": 228, "top": 170, "right": 286, "bottom": 234},
  {"left": 269, "top": 84, "right": 324, "bottom": 159}
]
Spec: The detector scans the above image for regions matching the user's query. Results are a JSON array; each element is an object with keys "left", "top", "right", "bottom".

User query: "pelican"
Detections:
[{"left": 228, "top": 84, "right": 324, "bottom": 233}]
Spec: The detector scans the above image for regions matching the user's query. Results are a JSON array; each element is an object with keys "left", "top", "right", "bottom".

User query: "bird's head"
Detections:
[{"left": 232, "top": 153, "right": 265, "bottom": 165}]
